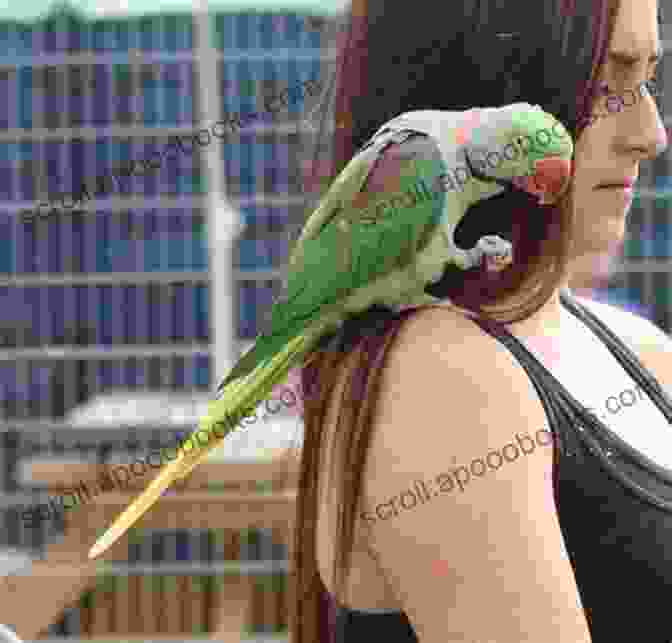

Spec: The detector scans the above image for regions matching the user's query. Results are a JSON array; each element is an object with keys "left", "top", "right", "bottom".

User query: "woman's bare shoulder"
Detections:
[
  {"left": 366, "top": 303, "right": 550, "bottom": 464},
  {"left": 384, "top": 304, "right": 520, "bottom": 384},
  {"left": 358, "top": 304, "right": 590, "bottom": 642}
]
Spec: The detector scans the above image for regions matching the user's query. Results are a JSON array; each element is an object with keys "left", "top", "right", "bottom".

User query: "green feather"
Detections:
[{"left": 216, "top": 149, "right": 446, "bottom": 393}]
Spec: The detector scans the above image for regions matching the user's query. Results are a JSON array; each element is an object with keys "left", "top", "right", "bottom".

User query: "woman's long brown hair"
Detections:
[{"left": 289, "top": 1, "right": 623, "bottom": 641}]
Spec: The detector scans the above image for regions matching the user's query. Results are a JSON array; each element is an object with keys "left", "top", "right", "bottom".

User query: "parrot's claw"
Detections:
[{"left": 475, "top": 235, "right": 513, "bottom": 273}]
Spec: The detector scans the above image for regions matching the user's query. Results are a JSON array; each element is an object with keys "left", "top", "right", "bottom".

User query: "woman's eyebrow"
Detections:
[{"left": 607, "top": 48, "right": 663, "bottom": 67}]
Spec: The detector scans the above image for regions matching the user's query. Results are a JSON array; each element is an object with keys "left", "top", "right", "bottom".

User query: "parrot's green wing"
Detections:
[{"left": 216, "top": 144, "right": 447, "bottom": 391}]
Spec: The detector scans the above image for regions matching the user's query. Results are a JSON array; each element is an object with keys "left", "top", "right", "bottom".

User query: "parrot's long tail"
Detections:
[
  {"left": 88, "top": 319, "right": 333, "bottom": 559},
  {"left": 176, "top": 320, "right": 331, "bottom": 480}
]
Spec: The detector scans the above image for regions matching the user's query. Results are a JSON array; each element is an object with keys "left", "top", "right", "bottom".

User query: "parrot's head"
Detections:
[
  {"left": 464, "top": 103, "right": 574, "bottom": 206},
  {"left": 435, "top": 104, "right": 575, "bottom": 273}
]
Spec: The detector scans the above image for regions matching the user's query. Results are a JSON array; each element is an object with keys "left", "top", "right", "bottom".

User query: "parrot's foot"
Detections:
[{"left": 475, "top": 235, "right": 513, "bottom": 273}]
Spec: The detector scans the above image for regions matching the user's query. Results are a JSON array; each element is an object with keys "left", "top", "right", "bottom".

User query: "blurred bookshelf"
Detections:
[
  {"left": 0, "top": 4, "right": 337, "bottom": 422},
  {"left": 0, "top": 3, "right": 332, "bottom": 641}
]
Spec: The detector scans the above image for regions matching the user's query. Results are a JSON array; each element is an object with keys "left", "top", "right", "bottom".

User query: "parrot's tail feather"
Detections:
[
  {"left": 176, "top": 324, "right": 319, "bottom": 479},
  {"left": 91, "top": 322, "right": 330, "bottom": 557}
]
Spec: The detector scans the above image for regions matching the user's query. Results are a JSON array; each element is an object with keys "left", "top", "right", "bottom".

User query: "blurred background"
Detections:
[
  {"left": 0, "top": 0, "right": 668, "bottom": 641},
  {"left": 0, "top": 0, "right": 343, "bottom": 641}
]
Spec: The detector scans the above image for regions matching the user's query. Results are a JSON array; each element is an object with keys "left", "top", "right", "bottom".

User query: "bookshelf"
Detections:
[
  {"left": 0, "top": 5, "right": 330, "bottom": 640},
  {"left": 0, "top": 8, "right": 336, "bottom": 421}
]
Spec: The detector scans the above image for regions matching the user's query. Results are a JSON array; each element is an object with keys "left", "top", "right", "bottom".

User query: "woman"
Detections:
[{"left": 292, "top": 0, "right": 670, "bottom": 642}]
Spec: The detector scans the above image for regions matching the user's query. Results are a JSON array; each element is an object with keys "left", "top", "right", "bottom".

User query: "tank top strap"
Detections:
[
  {"left": 464, "top": 290, "right": 672, "bottom": 511},
  {"left": 466, "top": 290, "right": 672, "bottom": 429},
  {"left": 559, "top": 290, "right": 672, "bottom": 416},
  {"left": 466, "top": 303, "right": 576, "bottom": 458}
]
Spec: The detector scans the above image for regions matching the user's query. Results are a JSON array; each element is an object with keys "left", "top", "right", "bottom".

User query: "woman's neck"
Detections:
[{"left": 506, "top": 285, "right": 570, "bottom": 337}]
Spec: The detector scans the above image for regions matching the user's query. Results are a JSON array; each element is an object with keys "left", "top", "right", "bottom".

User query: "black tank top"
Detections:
[{"left": 331, "top": 290, "right": 672, "bottom": 642}]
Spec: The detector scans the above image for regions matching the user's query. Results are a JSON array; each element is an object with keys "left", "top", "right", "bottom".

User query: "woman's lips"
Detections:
[
  {"left": 597, "top": 178, "right": 636, "bottom": 189},
  {"left": 598, "top": 184, "right": 634, "bottom": 195}
]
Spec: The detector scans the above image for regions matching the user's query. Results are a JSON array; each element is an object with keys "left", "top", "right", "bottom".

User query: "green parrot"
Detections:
[{"left": 89, "top": 103, "right": 573, "bottom": 559}]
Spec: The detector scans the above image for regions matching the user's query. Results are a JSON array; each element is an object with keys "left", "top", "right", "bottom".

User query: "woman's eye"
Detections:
[
  {"left": 592, "top": 73, "right": 663, "bottom": 116},
  {"left": 591, "top": 83, "right": 624, "bottom": 115}
]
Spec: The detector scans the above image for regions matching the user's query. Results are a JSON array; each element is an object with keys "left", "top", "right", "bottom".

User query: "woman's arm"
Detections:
[{"left": 358, "top": 305, "right": 592, "bottom": 643}]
